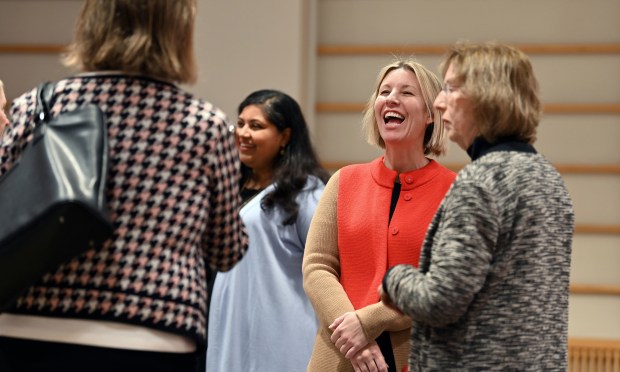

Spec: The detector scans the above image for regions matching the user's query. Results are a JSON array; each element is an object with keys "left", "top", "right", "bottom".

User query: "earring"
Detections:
[{"left": 280, "top": 146, "right": 285, "bottom": 156}]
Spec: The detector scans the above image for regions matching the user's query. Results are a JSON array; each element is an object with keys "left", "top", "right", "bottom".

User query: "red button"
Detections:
[
  {"left": 404, "top": 194, "right": 412, "bottom": 201},
  {"left": 391, "top": 228, "right": 399, "bottom": 235},
  {"left": 404, "top": 176, "right": 414, "bottom": 184}
]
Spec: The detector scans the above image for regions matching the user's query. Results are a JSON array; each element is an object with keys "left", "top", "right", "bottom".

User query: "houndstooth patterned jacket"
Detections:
[{"left": 0, "top": 74, "right": 248, "bottom": 346}]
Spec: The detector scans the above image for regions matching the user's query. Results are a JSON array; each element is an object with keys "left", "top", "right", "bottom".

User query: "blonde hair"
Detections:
[
  {"left": 438, "top": 41, "right": 541, "bottom": 144},
  {"left": 63, "top": 0, "right": 198, "bottom": 84},
  {"left": 362, "top": 58, "right": 446, "bottom": 156}
]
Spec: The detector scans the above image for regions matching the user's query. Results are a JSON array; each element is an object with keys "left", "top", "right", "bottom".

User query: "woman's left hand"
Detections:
[
  {"left": 329, "top": 311, "right": 369, "bottom": 359},
  {"left": 350, "top": 341, "right": 388, "bottom": 372}
]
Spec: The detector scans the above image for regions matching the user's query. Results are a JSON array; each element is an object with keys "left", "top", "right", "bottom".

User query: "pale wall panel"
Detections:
[
  {"left": 0, "top": 1, "right": 82, "bottom": 44},
  {"left": 564, "top": 175, "right": 620, "bottom": 224},
  {"left": 536, "top": 115, "right": 620, "bottom": 164},
  {"left": 317, "top": 55, "right": 620, "bottom": 103},
  {"left": 315, "top": 112, "right": 382, "bottom": 164},
  {"left": 570, "top": 235, "right": 620, "bottom": 284},
  {"left": 438, "top": 117, "right": 620, "bottom": 165},
  {"left": 569, "top": 296, "right": 620, "bottom": 338},
  {"left": 1, "top": 55, "right": 74, "bottom": 102},
  {"left": 199, "top": 0, "right": 312, "bottom": 120},
  {"left": 438, "top": 141, "right": 471, "bottom": 164},
  {"left": 317, "top": 55, "right": 443, "bottom": 103},
  {"left": 533, "top": 55, "right": 620, "bottom": 103},
  {"left": 0, "top": 0, "right": 82, "bottom": 102},
  {"left": 318, "top": 0, "right": 620, "bottom": 44}
]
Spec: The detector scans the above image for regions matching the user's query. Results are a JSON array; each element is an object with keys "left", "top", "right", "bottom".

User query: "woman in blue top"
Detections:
[{"left": 207, "top": 90, "right": 330, "bottom": 371}]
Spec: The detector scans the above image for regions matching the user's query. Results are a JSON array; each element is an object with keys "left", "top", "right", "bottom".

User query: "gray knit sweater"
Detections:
[{"left": 383, "top": 141, "right": 575, "bottom": 371}]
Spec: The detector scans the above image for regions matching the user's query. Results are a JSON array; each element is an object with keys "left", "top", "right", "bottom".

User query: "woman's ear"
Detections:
[
  {"left": 426, "top": 110, "right": 434, "bottom": 125},
  {"left": 281, "top": 127, "right": 292, "bottom": 147}
]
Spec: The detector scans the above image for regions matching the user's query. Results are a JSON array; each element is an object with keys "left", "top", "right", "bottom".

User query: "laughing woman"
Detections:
[
  {"left": 207, "top": 90, "right": 330, "bottom": 371},
  {"left": 302, "top": 59, "right": 456, "bottom": 372}
]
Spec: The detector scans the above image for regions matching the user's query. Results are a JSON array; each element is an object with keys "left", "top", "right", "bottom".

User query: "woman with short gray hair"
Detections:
[{"left": 380, "top": 41, "right": 575, "bottom": 371}]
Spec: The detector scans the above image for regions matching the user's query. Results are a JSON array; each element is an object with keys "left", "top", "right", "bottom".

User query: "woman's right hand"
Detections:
[
  {"left": 350, "top": 341, "right": 388, "bottom": 372},
  {"left": 330, "top": 311, "right": 369, "bottom": 358}
]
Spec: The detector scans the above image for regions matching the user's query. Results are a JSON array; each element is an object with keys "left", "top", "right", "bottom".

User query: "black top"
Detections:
[{"left": 467, "top": 136, "right": 536, "bottom": 161}]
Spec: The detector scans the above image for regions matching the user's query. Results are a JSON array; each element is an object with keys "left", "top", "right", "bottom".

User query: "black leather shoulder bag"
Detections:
[{"left": 0, "top": 82, "right": 113, "bottom": 310}]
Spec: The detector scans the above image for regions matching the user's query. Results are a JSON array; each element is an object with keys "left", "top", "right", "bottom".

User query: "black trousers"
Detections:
[
  {"left": 376, "top": 331, "right": 397, "bottom": 371},
  {"left": 0, "top": 336, "right": 204, "bottom": 372}
]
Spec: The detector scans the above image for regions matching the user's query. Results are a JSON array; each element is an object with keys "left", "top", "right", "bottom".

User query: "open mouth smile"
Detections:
[{"left": 384, "top": 111, "right": 405, "bottom": 125}]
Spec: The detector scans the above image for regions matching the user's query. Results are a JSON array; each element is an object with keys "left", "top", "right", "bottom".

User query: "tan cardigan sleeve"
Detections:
[
  {"left": 356, "top": 301, "right": 412, "bottom": 341},
  {"left": 303, "top": 171, "right": 355, "bottom": 327},
  {"left": 303, "top": 170, "right": 412, "bottom": 341}
]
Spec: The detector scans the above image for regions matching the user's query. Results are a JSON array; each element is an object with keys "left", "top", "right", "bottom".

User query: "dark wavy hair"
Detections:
[{"left": 238, "top": 90, "right": 330, "bottom": 225}]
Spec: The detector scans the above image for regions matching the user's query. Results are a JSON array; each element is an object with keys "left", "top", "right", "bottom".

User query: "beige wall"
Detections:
[
  {"left": 1, "top": 0, "right": 618, "bottom": 339},
  {"left": 196, "top": 0, "right": 316, "bottom": 122},
  {"left": 0, "top": 1, "right": 81, "bottom": 101}
]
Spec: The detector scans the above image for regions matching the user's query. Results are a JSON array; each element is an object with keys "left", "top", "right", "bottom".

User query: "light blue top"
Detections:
[{"left": 206, "top": 176, "right": 324, "bottom": 372}]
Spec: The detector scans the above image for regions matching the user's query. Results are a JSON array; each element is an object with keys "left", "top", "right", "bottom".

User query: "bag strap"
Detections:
[{"left": 35, "top": 82, "right": 55, "bottom": 127}]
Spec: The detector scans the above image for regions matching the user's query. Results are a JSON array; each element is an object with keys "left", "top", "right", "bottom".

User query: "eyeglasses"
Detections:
[{"left": 441, "top": 83, "right": 461, "bottom": 95}]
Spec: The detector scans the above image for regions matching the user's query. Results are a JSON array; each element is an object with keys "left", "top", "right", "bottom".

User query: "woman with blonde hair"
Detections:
[
  {"left": 303, "top": 59, "right": 455, "bottom": 372},
  {"left": 0, "top": 1, "right": 247, "bottom": 371}
]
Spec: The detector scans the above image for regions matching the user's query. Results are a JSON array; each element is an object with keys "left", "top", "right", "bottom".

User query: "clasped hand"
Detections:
[{"left": 329, "top": 312, "right": 388, "bottom": 372}]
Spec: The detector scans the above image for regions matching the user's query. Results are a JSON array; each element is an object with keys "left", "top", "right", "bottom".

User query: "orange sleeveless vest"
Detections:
[{"left": 337, "top": 157, "right": 455, "bottom": 309}]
